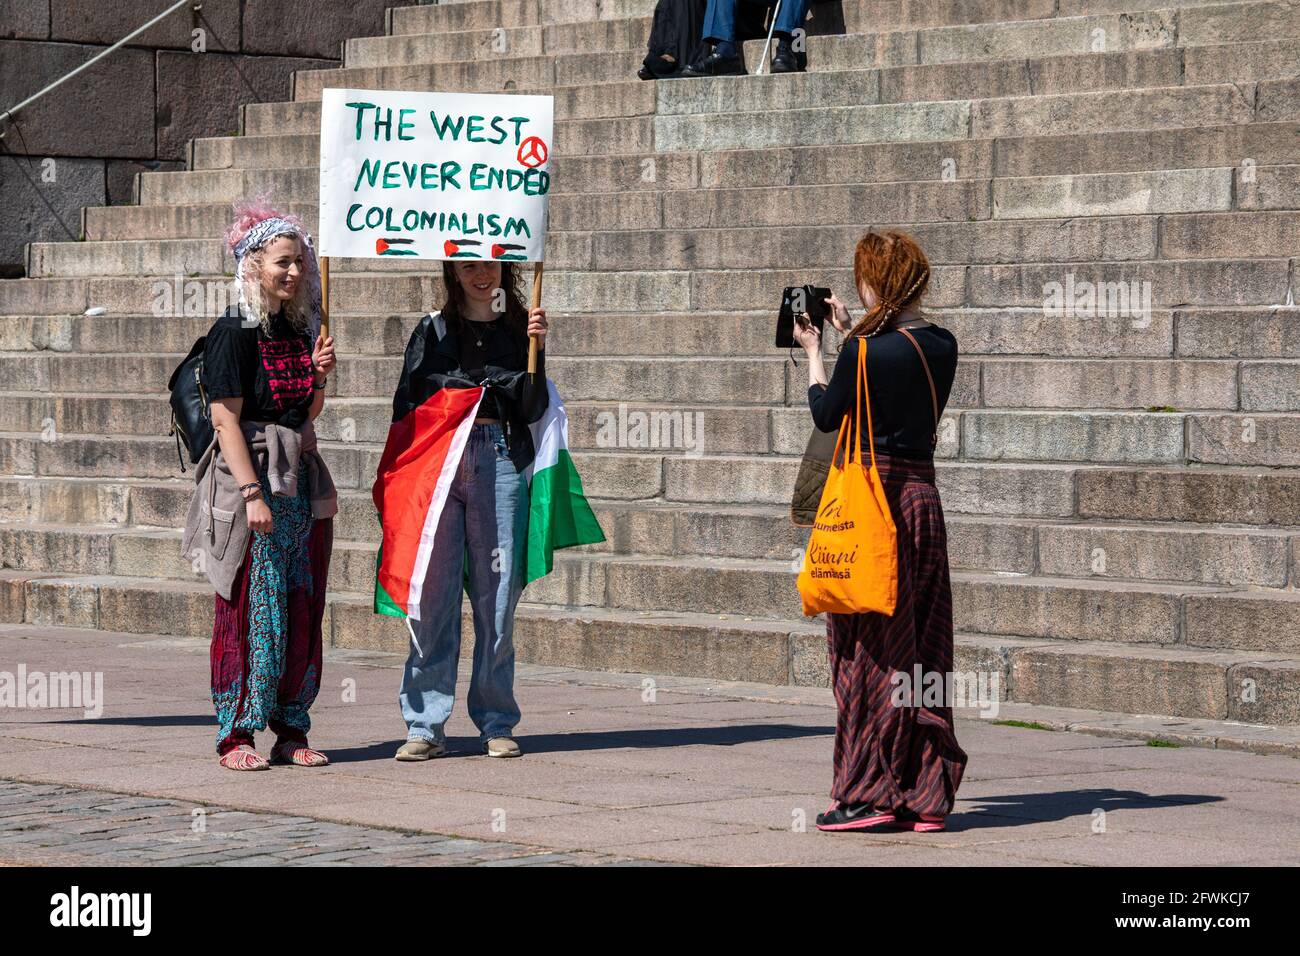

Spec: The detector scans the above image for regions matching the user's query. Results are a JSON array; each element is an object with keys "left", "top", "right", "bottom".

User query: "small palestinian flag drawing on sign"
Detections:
[
  {"left": 376, "top": 237, "right": 418, "bottom": 256},
  {"left": 492, "top": 243, "right": 527, "bottom": 261},
  {"left": 444, "top": 239, "right": 483, "bottom": 258}
]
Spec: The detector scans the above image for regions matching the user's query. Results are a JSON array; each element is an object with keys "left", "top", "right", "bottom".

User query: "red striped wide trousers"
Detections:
[{"left": 825, "top": 451, "right": 968, "bottom": 817}]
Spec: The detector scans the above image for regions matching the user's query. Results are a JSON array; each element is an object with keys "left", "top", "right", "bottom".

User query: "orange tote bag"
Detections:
[{"left": 796, "top": 340, "right": 898, "bottom": 616}]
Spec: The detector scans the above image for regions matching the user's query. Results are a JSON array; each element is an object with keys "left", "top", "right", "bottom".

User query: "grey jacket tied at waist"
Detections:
[{"left": 180, "top": 419, "right": 339, "bottom": 601}]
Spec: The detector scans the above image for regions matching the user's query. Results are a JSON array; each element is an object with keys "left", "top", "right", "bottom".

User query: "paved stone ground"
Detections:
[
  {"left": 1, "top": 624, "right": 1298, "bottom": 866},
  {"left": 0, "top": 782, "right": 662, "bottom": 866}
]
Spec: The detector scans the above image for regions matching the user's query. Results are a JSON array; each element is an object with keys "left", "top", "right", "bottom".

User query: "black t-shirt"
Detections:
[
  {"left": 202, "top": 307, "right": 316, "bottom": 427},
  {"left": 456, "top": 314, "right": 536, "bottom": 420},
  {"left": 808, "top": 324, "right": 959, "bottom": 461}
]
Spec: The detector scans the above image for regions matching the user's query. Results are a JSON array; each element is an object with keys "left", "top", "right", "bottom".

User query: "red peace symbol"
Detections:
[{"left": 517, "top": 136, "right": 548, "bottom": 168}]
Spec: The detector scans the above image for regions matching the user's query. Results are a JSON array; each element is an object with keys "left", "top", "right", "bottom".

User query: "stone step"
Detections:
[
  {"left": 342, "top": 18, "right": 646, "bottom": 68},
  {"left": 7, "top": 387, "right": 1300, "bottom": 468},
  {"left": 6, "top": 348, "right": 1294, "bottom": 410},
  {"left": 5, "top": 257, "right": 1295, "bottom": 316},
  {"left": 6, "top": 481, "right": 1299, "bottom": 585},
  {"left": 248, "top": 76, "right": 659, "bottom": 132},
  {"left": 655, "top": 81, "right": 1275, "bottom": 152},
  {"left": 7, "top": 488, "right": 1298, "bottom": 588},
  {"left": 3, "top": 564, "right": 1298, "bottom": 719},
  {"left": 294, "top": 49, "right": 644, "bottom": 101},
  {"left": 7, "top": 306, "right": 1295, "bottom": 360},
  {"left": 4, "top": 565, "right": 1295, "bottom": 722},
  {"left": 143, "top": 123, "right": 1300, "bottom": 209},
  {"left": 38, "top": 203, "right": 1300, "bottom": 279},
  {"left": 716, "top": 117, "right": 1300, "bottom": 185},
  {"left": 3, "top": 430, "right": 1300, "bottom": 521},
  {"left": 388, "top": 0, "right": 661, "bottom": 36},
  {"left": 95, "top": 189, "right": 1287, "bottom": 271}
]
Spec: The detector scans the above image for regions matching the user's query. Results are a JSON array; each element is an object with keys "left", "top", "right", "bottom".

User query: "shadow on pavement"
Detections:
[
  {"left": 945, "top": 788, "right": 1226, "bottom": 831},
  {"left": 324, "top": 723, "right": 835, "bottom": 763},
  {"left": 35, "top": 714, "right": 214, "bottom": 727}
]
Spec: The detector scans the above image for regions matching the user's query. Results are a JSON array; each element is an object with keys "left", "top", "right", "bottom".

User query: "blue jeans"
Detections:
[
  {"left": 703, "top": 0, "right": 810, "bottom": 42},
  {"left": 399, "top": 422, "right": 527, "bottom": 745}
]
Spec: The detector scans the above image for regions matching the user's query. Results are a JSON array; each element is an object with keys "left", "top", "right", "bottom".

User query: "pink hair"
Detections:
[
  {"left": 225, "top": 195, "right": 310, "bottom": 254},
  {"left": 226, "top": 195, "right": 321, "bottom": 336}
]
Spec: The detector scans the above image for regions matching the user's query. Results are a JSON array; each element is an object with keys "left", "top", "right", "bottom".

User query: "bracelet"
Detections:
[{"left": 312, "top": 378, "right": 326, "bottom": 390}]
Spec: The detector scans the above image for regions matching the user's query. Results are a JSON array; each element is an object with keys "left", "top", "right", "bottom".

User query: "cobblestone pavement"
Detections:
[
  {"left": 0, "top": 781, "right": 667, "bottom": 866},
  {"left": 1, "top": 626, "right": 1298, "bottom": 866}
]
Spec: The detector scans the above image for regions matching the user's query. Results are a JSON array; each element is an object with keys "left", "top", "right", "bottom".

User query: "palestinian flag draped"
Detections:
[
  {"left": 523, "top": 378, "right": 606, "bottom": 583},
  {"left": 372, "top": 384, "right": 485, "bottom": 620},
  {"left": 372, "top": 314, "right": 604, "bottom": 620}
]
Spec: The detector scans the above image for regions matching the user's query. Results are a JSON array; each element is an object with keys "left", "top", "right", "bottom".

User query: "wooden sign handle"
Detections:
[
  {"left": 319, "top": 255, "right": 331, "bottom": 341},
  {"left": 528, "top": 260, "right": 543, "bottom": 376}
]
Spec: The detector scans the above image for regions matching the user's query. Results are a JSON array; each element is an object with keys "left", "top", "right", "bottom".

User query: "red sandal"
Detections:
[
  {"left": 270, "top": 740, "right": 329, "bottom": 767},
  {"left": 218, "top": 745, "right": 270, "bottom": 772}
]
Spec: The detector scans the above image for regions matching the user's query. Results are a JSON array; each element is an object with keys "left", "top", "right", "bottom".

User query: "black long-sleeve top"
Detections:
[{"left": 808, "top": 325, "right": 959, "bottom": 461}]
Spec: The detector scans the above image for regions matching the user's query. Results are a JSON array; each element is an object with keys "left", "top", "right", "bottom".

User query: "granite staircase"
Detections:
[{"left": 2, "top": 0, "right": 1299, "bottom": 733}]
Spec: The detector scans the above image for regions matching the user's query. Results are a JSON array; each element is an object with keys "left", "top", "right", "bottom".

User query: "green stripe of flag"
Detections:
[
  {"left": 372, "top": 544, "right": 407, "bottom": 619},
  {"left": 525, "top": 447, "right": 605, "bottom": 584}
]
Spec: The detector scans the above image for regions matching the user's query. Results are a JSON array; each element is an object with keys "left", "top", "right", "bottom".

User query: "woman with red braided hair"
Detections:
[
  {"left": 792, "top": 229, "right": 968, "bottom": 832},
  {"left": 181, "top": 200, "right": 338, "bottom": 771}
]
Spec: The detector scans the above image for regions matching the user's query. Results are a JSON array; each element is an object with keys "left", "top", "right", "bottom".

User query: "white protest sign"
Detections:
[{"left": 318, "top": 88, "right": 553, "bottom": 262}]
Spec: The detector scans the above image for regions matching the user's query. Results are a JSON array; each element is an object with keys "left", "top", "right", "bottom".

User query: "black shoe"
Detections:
[
  {"left": 640, "top": 53, "right": 680, "bottom": 80},
  {"left": 815, "top": 802, "right": 897, "bottom": 831},
  {"left": 770, "top": 41, "right": 808, "bottom": 74},
  {"left": 681, "top": 50, "right": 746, "bottom": 77}
]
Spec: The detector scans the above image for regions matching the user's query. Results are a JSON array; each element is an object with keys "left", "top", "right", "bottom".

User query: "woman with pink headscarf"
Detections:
[{"left": 182, "top": 200, "right": 338, "bottom": 771}]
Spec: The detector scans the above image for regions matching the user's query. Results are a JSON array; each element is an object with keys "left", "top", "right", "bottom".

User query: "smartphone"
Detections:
[{"left": 776, "top": 285, "right": 831, "bottom": 348}]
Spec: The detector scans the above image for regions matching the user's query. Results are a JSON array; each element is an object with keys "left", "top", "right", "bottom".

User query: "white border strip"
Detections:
[{"left": 405, "top": 389, "right": 483, "bottom": 621}]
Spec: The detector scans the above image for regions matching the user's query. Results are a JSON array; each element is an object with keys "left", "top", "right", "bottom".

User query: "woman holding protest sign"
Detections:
[
  {"left": 181, "top": 201, "right": 338, "bottom": 772},
  {"left": 383, "top": 259, "right": 549, "bottom": 761},
  {"left": 791, "top": 230, "right": 966, "bottom": 832}
]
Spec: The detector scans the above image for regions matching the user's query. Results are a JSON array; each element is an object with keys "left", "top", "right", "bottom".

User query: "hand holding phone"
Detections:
[
  {"left": 777, "top": 285, "right": 831, "bottom": 348},
  {"left": 792, "top": 312, "right": 821, "bottom": 351},
  {"left": 825, "top": 292, "right": 852, "bottom": 333}
]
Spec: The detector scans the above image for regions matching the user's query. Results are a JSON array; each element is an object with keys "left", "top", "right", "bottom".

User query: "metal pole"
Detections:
[{"left": 0, "top": 0, "right": 199, "bottom": 137}]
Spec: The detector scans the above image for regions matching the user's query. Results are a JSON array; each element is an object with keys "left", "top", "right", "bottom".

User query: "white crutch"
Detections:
[{"left": 758, "top": 0, "right": 784, "bottom": 75}]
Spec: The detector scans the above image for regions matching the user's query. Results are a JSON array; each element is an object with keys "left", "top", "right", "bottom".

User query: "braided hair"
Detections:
[{"left": 846, "top": 230, "right": 931, "bottom": 343}]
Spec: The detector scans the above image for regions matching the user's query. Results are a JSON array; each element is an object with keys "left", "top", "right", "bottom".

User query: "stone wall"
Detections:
[{"left": 0, "top": 0, "right": 424, "bottom": 274}]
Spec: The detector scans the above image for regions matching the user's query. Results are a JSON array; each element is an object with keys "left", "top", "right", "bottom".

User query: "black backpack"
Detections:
[{"left": 168, "top": 337, "right": 213, "bottom": 470}]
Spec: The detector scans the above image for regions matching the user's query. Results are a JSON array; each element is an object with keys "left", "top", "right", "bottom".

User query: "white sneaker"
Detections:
[
  {"left": 395, "top": 739, "right": 446, "bottom": 761},
  {"left": 484, "top": 737, "right": 522, "bottom": 758}
]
